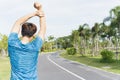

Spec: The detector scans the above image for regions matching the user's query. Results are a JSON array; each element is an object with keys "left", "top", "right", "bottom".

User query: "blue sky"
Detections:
[{"left": 0, "top": 0, "right": 120, "bottom": 38}]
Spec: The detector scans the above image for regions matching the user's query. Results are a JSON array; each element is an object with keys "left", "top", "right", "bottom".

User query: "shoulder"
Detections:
[
  {"left": 8, "top": 32, "right": 19, "bottom": 44},
  {"left": 32, "top": 36, "right": 43, "bottom": 48},
  {"left": 33, "top": 36, "right": 43, "bottom": 44},
  {"left": 8, "top": 32, "right": 18, "bottom": 39}
]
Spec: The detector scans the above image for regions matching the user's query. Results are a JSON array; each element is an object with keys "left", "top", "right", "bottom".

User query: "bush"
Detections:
[
  {"left": 66, "top": 47, "right": 76, "bottom": 55},
  {"left": 100, "top": 50, "right": 114, "bottom": 63}
]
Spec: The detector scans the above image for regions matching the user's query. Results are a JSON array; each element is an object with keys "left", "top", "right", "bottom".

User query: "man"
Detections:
[{"left": 8, "top": 2, "right": 46, "bottom": 80}]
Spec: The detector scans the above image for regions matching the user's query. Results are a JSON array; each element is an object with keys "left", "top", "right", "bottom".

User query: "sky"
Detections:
[{"left": 0, "top": 0, "right": 120, "bottom": 38}]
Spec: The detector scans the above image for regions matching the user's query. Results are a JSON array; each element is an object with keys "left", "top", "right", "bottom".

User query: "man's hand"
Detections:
[
  {"left": 34, "top": 2, "right": 42, "bottom": 11},
  {"left": 36, "top": 11, "right": 45, "bottom": 17},
  {"left": 34, "top": 2, "right": 44, "bottom": 17}
]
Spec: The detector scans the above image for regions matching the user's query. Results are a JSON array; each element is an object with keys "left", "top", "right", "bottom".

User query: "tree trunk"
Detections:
[
  {"left": 83, "top": 39, "right": 86, "bottom": 55},
  {"left": 80, "top": 37, "right": 84, "bottom": 56},
  {"left": 95, "top": 35, "right": 99, "bottom": 56},
  {"left": 1, "top": 49, "right": 6, "bottom": 57},
  {"left": 92, "top": 38, "right": 95, "bottom": 57}
]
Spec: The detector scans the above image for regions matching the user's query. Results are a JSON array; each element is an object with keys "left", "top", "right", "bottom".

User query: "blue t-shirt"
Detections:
[{"left": 8, "top": 33, "right": 43, "bottom": 80}]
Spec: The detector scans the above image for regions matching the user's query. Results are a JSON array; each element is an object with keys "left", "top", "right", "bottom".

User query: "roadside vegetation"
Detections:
[
  {"left": 58, "top": 6, "right": 120, "bottom": 74},
  {"left": 60, "top": 51, "right": 120, "bottom": 74}
]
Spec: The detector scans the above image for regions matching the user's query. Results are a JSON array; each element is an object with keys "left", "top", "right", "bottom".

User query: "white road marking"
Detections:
[{"left": 47, "top": 55, "right": 86, "bottom": 80}]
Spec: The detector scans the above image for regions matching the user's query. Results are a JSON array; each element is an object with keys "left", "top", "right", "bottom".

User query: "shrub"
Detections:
[
  {"left": 66, "top": 47, "right": 76, "bottom": 55},
  {"left": 100, "top": 49, "right": 114, "bottom": 62}
]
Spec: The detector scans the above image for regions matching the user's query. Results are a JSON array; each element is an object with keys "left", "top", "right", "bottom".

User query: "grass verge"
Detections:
[
  {"left": 60, "top": 52, "right": 120, "bottom": 74},
  {"left": 0, "top": 57, "right": 10, "bottom": 80}
]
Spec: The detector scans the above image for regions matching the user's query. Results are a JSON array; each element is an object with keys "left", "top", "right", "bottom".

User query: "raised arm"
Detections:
[
  {"left": 34, "top": 2, "right": 46, "bottom": 40},
  {"left": 11, "top": 12, "right": 37, "bottom": 33},
  {"left": 38, "top": 13, "right": 46, "bottom": 40}
]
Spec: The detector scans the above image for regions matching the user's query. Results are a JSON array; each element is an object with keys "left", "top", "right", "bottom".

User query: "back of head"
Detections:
[{"left": 21, "top": 22, "right": 37, "bottom": 37}]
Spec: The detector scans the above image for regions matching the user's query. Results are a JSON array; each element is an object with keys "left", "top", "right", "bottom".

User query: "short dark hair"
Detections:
[{"left": 21, "top": 22, "right": 37, "bottom": 37}]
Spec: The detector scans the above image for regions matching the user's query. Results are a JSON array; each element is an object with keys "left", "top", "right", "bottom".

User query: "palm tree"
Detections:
[
  {"left": 78, "top": 23, "right": 89, "bottom": 55},
  {"left": 91, "top": 23, "right": 102, "bottom": 56},
  {"left": 102, "top": 6, "right": 120, "bottom": 60},
  {"left": 71, "top": 30, "right": 80, "bottom": 53},
  {"left": 110, "top": 6, "right": 120, "bottom": 60},
  {"left": 100, "top": 23, "right": 109, "bottom": 48},
  {"left": 101, "top": 23, "right": 116, "bottom": 49}
]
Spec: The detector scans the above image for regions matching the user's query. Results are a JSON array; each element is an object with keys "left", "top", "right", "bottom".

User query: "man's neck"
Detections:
[{"left": 21, "top": 36, "right": 33, "bottom": 44}]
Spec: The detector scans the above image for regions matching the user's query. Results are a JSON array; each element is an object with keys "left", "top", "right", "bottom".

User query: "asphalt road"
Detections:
[{"left": 37, "top": 52, "right": 120, "bottom": 80}]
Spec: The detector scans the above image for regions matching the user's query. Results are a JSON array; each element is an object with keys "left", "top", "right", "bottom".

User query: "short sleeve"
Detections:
[
  {"left": 32, "top": 36, "right": 43, "bottom": 49},
  {"left": 8, "top": 33, "right": 19, "bottom": 45}
]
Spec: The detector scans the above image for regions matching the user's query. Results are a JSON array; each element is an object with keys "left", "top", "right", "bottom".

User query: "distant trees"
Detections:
[
  {"left": 0, "top": 34, "right": 8, "bottom": 56},
  {"left": 53, "top": 6, "right": 120, "bottom": 59},
  {"left": 56, "top": 36, "right": 73, "bottom": 49},
  {"left": 48, "top": 35, "right": 55, "bottom": 50},
  {"left": 42, "top": 35, "right": 54, "bottom": 52}
]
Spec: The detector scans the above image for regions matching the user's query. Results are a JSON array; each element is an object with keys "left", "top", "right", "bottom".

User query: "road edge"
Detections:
[{"left": 58, "top": 52, "right": 120, "bottom": 76}]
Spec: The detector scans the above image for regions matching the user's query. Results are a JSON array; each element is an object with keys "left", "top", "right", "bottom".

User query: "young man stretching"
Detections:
[{"left": 8, "top": 2, "right": 46, "bottom": 80}]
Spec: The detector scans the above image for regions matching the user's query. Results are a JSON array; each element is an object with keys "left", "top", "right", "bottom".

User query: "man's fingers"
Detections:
[
  {"left": 36, "top": 11, "right": 45, "bottom": 17},
  {"left": 34, "top": 2, "right": 42, "bottom": 10},
  {"left": 39, "top": 11, "right": 45, "bottom": 17}
]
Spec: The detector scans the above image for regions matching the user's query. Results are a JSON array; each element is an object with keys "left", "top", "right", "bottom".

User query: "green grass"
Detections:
[
  {"left": 0, "top": 57, "right": 10, "bottom": 80},
  {"left": 60, "top": 52, "right": 120, "bottom": 74}
]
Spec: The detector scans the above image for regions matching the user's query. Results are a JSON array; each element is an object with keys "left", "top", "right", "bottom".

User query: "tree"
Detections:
[
  {"left": 48, "top": 35, "right": 54, "bottom": 41},
  {"left": 42, "top": 41, "right": 52, "bottom": 52},
  {"left": 109, "top": 6, "right": 120, "bottom": 60},
  {"left": 91, "top": 23, "right": 101, "bottom": 56},
  {"left": 56, "top": 36, "right": 72, "bottom": 49},
  {"left": 48, "top": 35, "right": 55, "bottom": 50},
  {"left": 78, "top": 24, "right": 90, "bottom": 55},
  {"left": 0, "top": 34, "right": 8, "bottom": 56},
  {"left": 71, "top": 30, "right": 80, "bottom": 53},
  {"left": 103, "top": 6, "right": 120, "bottom": 54},
  {"left": 100, "top": 23, "right": 110, "bottom": 49}
]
